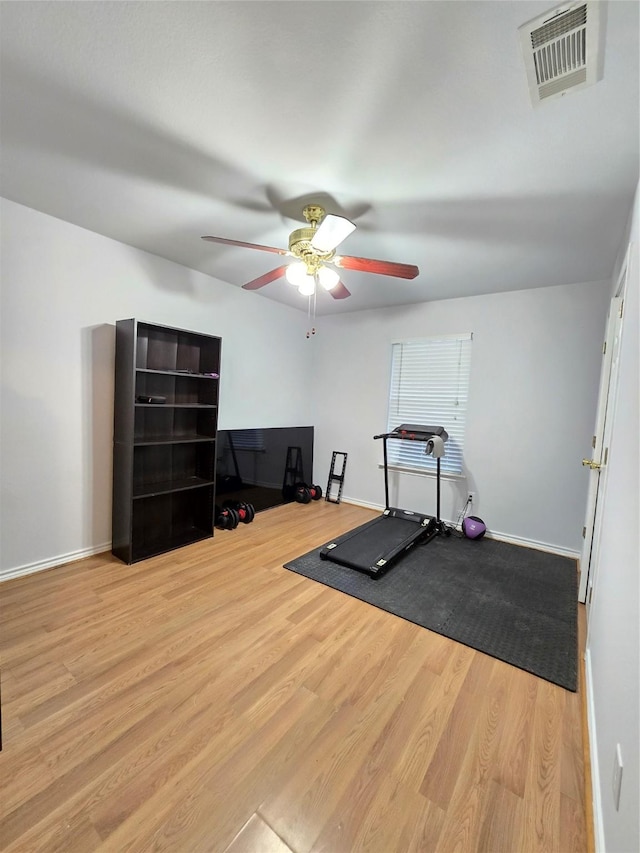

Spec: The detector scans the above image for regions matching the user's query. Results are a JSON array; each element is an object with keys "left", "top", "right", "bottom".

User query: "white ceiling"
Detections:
[{"left": 1, "top": 1, "right": 638, "bottom": 315}]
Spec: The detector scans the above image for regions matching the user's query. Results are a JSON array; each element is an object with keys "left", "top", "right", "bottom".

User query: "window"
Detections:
[{"left": 386, "top": 334, "right": 472, "bottom": 475}]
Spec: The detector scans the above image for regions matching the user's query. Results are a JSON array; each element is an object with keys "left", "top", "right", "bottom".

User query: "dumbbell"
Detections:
[
  {"left": 222, "top": 500, "right": 255, "bottom": 524},
  {"left": 294, "top": 483, "right": 311, "bottom": 504},
  {"left": 294, "top": 483, "right": 323, "bottom": 503},
  {"left": 215, "top": 505, "right": 240, "bottom": 530}
]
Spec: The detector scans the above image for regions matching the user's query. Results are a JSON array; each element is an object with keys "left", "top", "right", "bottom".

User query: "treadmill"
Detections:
[{"left": 320, "top": 424, "right": 449, "bottom": 578}]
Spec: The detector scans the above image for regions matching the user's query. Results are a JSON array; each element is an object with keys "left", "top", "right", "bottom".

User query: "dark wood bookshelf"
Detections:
[{"left": 112, "top": 319, "right": 221, "bottom": 564}]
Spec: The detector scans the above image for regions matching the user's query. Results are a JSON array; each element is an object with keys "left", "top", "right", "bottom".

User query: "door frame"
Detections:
[{"left": 578, "top": 248, "right": 630, "bottom": 606}]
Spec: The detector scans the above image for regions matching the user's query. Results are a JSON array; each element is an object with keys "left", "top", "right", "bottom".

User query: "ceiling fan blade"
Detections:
[
  {"left": 330, "top": 280, "right": 351, "bottom": 300},
  {"left": 242, "top": 266, "right": 288, "bottom": 290},
  {"left": 310, "top": 214, "right": 356, "bottom": 252},
  {"left": 202, "top": 235, "right": 288, "bottom": 255},
  {"left": 335, "top": 255, "right": 419, "bottom": 280}
]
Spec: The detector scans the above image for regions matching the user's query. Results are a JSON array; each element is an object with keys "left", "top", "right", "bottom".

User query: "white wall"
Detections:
[
  {"left": 586, "top": 187, "right": 639, "bottom": 853},
  {"left": 310, "top": 280, "right": 610, "bottom": 554},
  {"left": 0, "top": 199, "right": 314, "bottom": 577}
]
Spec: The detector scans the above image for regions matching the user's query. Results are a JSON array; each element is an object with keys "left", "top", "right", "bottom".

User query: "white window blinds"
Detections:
[{"left": 386, "top": 334, "right": 472, "bottom": 475}]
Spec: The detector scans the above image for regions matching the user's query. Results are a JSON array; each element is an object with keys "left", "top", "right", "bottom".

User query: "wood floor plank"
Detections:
[
  {"left": 0, "top": 501, "right": 590, "bottom": 852},
  {"left": 0, "top": 743, "right": 57, "bottom": 815},
  {"left": 434, "top": 660, "right": 510, "bottom": 851},
  {"left": 492, "top": 665, "right": 539, "bottom": 798},
  {"left": 309, "top": 762, "right": 441, "bottom": 853},
  {"left": 285, "top": 585, "right": 341, "bottom": 626},
  {"left": 561, "top": 658, "right": 586, "bottom": 802},
  {"left": 516, "top": 678, "right": 566, "bottom": 852},
  {"left": 301, "top": 608, "right": 398, "bottom": 707},
  {"left": 224, "top": 813, "right": 294, "bottom": 853},
  {"left": 169, "top": 689, "right": 341, "bottom": 853},
  {"left": 88, "top": 702, "right": 247, "bottom": 841},
  {"left": 13, "top": 813, "right": 104, "bottom": 853},
  {"left": 560, "top": 790, "right": 588, "bottom": 853},
  {"left": 98, "top": 686, "right": 328, "bottom": 852},
  {"left": 350, "top": 620, "right": 445, "bottom": 713},
  {"left": 3, "top": 660, "right": 75, "bottom": 703},
  {"left": 419, "top": 652, "right": 496, "bottom": 809},
  {"left": 380, "top": 640, "right": 475, "bottom": 793},
  {"left": 476, "top": 780, "right": 524, "bottom": 853},
  {"left": 0, "top": 701, "right": 173, "bottom": 847}
]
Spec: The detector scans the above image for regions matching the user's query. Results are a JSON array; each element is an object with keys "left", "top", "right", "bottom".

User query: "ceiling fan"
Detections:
[{"left": 202, "top": 204, "right": 419, "bottom": 300}]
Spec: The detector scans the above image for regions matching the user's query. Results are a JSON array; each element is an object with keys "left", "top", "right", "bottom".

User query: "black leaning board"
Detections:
[{"left": 320, "top": 510, "right": 436, "bottom": 577}]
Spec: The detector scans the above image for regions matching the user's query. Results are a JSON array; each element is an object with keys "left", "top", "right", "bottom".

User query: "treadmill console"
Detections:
[{"left": 374, "top": 424, "right": 448, "bottom": 442}]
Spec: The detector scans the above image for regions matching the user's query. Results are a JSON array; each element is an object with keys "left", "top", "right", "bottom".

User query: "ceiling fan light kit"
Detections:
[
  {"left": 286, "top": 259, "right": 340, "bottom": 295},
  {"left": 285, "top": 261, "right": 312, "bottom": 287},
  {"left": 202, "top": 202, "right": 419, "bottom": 301},
  {"left": 298, "top": 276, "right": 316, "bottom": 297},
  {"left": 317, "top": 266, "right": 340, "bottom": 291}
]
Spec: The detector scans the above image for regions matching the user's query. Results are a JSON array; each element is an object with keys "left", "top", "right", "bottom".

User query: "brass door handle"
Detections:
[{"left": 582, "top": 458, "right": 602, "bottom": 470}]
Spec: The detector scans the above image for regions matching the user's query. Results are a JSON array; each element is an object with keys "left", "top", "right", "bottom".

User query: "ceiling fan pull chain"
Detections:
[{"left": 306, "top": 289, "right": 317, "bottom": 338}]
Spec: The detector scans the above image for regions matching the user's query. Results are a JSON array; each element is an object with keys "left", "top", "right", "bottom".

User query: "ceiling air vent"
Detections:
[{"left": 519, "top": 1, "right": 607, "bottom": 105}]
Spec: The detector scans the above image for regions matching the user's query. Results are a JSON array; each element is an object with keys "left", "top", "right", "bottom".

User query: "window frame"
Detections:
[{"left": 385, "top": 333, "right": 472, "bottom": 477}]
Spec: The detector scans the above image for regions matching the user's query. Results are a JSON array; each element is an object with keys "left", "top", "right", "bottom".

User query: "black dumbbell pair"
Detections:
[
  {"left": 216, "top": 500, "right": 256, "bottom": 530},
  {"left": 294, "top": 483, "right": 323, "bottom": 503}
]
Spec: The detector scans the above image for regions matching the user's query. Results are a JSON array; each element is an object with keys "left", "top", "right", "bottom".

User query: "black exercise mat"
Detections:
[{"left": 284, "top": 531, "right": 578, "bottom": 691}]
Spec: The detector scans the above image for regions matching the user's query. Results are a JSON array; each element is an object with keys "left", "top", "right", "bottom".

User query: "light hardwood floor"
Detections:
[{"left": 0, "top": 501, "right": 590, "bottom": 852}]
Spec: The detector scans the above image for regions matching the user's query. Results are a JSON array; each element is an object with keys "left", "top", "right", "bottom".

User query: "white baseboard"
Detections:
[
  {"left": 585, "top": 648, "right": 605, "bottom": 852},
  {"left": 340, "top": 498, "right": 580, "bottom": 560},
  {"left": 340, "top": 496, "right": 382, "bottom": 511},
  {"left": 0, "top": 542, "right": 111, "bottom": 584},
  {"left": 482, "top": 528, "right": 580, "bottom": 560}
]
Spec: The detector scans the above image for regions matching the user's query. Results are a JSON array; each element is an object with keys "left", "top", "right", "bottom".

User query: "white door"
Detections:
[{"left": 578, "top": 253, "right": 629, "bottom": 609}]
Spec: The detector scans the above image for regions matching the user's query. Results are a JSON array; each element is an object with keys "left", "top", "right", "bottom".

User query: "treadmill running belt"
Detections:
[{"left": 320, "top": 512, "right": 436, "bottom": 577}]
